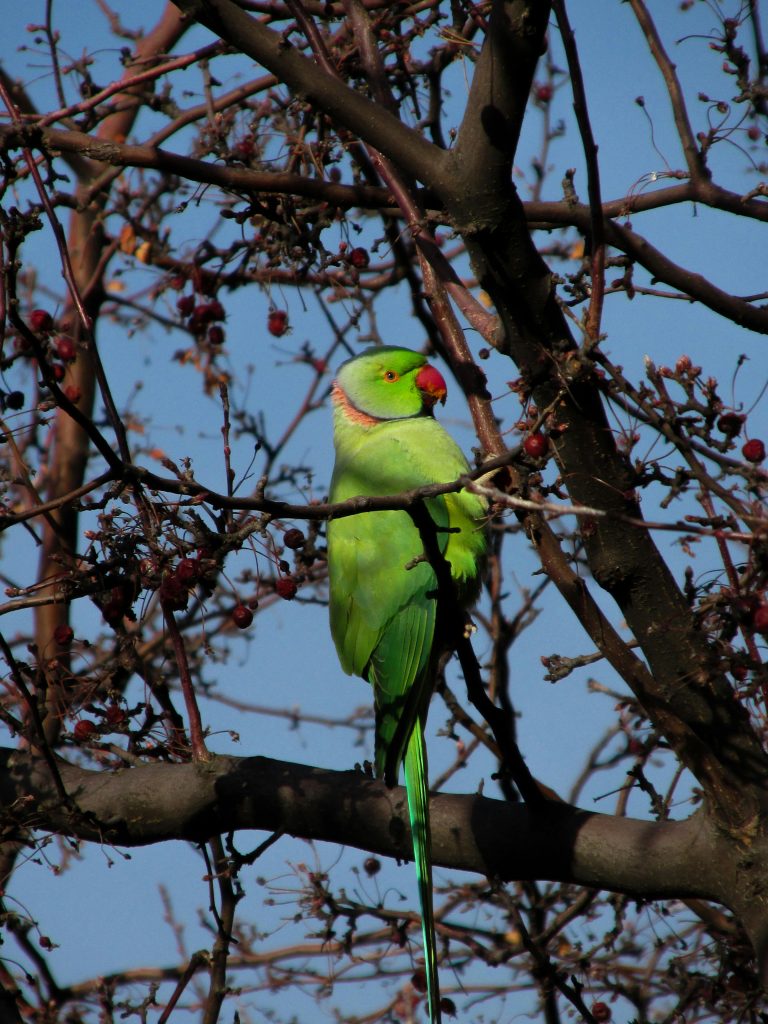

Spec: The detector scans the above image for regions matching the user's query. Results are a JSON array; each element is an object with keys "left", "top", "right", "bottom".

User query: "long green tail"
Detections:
[{"left": 404, "top": 724, "right": 442, "bottom": 1024}]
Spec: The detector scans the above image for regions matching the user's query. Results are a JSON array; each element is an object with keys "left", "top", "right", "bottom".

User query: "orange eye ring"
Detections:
[{"left": 383, "top": 370, "right": 399, "bottom": 382}]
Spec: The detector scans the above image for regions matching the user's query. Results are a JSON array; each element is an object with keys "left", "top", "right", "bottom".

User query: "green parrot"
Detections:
[{"left": 327, "top": 346, "right": 487, "bottom": 1024}]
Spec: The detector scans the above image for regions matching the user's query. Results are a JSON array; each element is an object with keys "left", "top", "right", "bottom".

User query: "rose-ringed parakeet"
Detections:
[{"left": 327, "top": 346, "right": 487, "bottom": 1024}]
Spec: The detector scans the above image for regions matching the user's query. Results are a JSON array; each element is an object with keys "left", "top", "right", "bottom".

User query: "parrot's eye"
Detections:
[{"left": 383, "top": 370, "right": 399, "bottom": 382}]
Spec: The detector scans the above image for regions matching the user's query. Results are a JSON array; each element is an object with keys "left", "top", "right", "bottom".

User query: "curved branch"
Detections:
[
  {"left": 2, "top": 747, "right": 723, "bottom": 903},
  {"left": 525, "top": 199, "right": 768, "bottom": 334},
  {"left": 0, "top": 124, "right": 395, "bottom": 211}
]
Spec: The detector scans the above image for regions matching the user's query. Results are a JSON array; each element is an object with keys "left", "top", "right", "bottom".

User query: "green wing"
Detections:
[{"left": 328, "top": 416, "right": 483, "bottom": 777}]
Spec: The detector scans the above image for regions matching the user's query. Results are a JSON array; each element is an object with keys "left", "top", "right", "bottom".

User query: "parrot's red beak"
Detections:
[{"left": 415, "top": 363, "right": 447, "bottom": 410}]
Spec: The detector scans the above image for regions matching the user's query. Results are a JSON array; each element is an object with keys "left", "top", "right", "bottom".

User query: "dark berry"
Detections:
[
  {"left": 53, "top": 624, "right": 74, "bottom": 647},
  {"left": 105, "top": 704, "right": 126, "bottom": 727},
  {"left": 54, "top": 337, "right": 77, "bottom": 362},
  {"left": 187, "top": 303, "right": 219, "bottom": 332},
  {"left": 29, "top": 309, "right": 53, "bottom": 332},
  {"left": 363, "top": 856, "right": 381, "bottom": 876},
  {"left": 349, "top": 247, "right": 370, "bottom": 269},
  {"left": 411, "top": 969, "right": 427, "bottom": 994},
  {"left": 267, "top": 310, "right": 289, "bottom": 337},
  {"left": 275, "top": 577, "right": 298, "bottom": 600},
  {"left": 5, "top": 391, "right": 24, "bottom": 411},
  {"left": 177, "top": 294, "right": 195, "bottom": 317},
  {"left": 73, "top": 720, "right": 97, "bottom": 741},
  {"left": 175, "top": 557, "right": 199, "bottom": 584},
  {"left": 523, "top": 432, "right": 549, "bottom": 458},
  {"left": 752, "top": 604, "right": 768, "bottom": 634},
  {"left": 207, "top": 325, "right": 225, "bottom": 345},
  {"left": 232, "top": 604, "right": 254, "bottom": 628},
  {"left": 159, "top": 574, "right": 189, "bottom": 611},
  {"left": 717, "top": 412, "right": 744, "bottom": 437},
  {"left": 743, "top": 438, "right": 765, "bottom": 463},
  {"left": 234, "top": 136, "right": 255, "bottom": 160},
  {"left": 283, "top": 528, "right": 305, "bottom": 550}
]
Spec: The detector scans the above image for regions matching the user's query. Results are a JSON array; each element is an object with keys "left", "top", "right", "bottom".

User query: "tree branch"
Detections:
[
  {"left": 0, "top": 747, "right": 724, "bottom": 903},
  {"left": 171, "top": 0, "right": 450, "bottom": 192}
]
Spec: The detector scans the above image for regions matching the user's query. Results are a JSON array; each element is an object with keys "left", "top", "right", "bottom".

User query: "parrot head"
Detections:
[{"left": 333, "top": 347, "right": 447, "bottom": 423}]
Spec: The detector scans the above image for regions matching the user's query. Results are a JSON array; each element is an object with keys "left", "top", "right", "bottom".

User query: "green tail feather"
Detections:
[{"left": 404, "top": 724, "right": 442, "bottom": 1024}]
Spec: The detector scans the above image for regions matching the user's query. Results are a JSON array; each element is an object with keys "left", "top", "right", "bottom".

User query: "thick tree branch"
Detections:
[{"left": 0, "top": 747, "right": 725, "bottom": 904}]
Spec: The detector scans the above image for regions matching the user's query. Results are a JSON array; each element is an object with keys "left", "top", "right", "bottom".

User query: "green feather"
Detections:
[{"left": 328, "top": 347, "right": 486, "bottom": 1024}]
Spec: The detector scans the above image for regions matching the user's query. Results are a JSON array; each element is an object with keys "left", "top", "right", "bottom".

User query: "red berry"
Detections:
[
  {"left": 742, "top": 438, "right": 765, "bottom": 463},
  {"left": 747, "top": 125, "right": 761, "bottom": 141},
  {"left": 752, "top": 604, "right": 768, "bottom": 634},
  {"left": 267, "top": 309, "right": 289, "bottom": 337},
  {"left": 159, "top": 574, "right": 189, "bottom": 611},
  {"left": 523, "top": 432, "right": 549, "bottom": 458},
  {"left": 29, "top": 309, "right": 53, "bottom": 332},
  {"left": 52, "top": 363, "right": 66, "bottom": 382},
  {"left": 105, "top": 704, "right": 126, "bottom": 727},
  {"left": 349, "top": 247, "right": 370, "bottom": 269},
  {"left": 534, "top": 83, "right": 553, "bottom": 103},
  {"left": 102, "top": 599, "right": 126, "bottom": 625},
  {"left": 53, "top": 624, "right": 74, "bottom": 647},
  {"left": 73, "top": 719, "right": 97, "bottom": 741},
  {"left": 207, "top": 325, "right": 225, "bottom": 345},
  {"left": 176, "top": 557, "right": 199, "bottom": 584},
  {"left": 54, "top": 337, "right": 77, "bottom": 361},
  {"left": 275, "top": 576, "right": 298, "bottom": 600},
  {"left": 411, "top": 969, "right": 428, "bottom": 994},
  {"left": 439, "top": 997, "right": 457, "bottom": 1017},
  {"left": 63, "top": 384, "right": 82, "bottom": 404},
  {"left": 717, "top": 412, "right": 744, "bottom": 437},
  {"left": 363, "top": 856, "right": 381, "bottom": 876},
  {"left": 283, "top": 528, "right": 305, "bottom": 549},
  {"left": 234, "top": 136, "right": 255, "bottom": 160},
  {"left": 5, "top": 391, "right": 24, "bottom": 411},
  {"left": 188, "top": 303, "right": 221, "bottom": 332},
  {"left": 591, "top": 1002, "right": 611, "bottom": 1023},
  {"left": 177, "top": 294, "right": 195, "bottom": 317},
  {"left": 232, "top": 603, "right": 253, "bottom": 629}
]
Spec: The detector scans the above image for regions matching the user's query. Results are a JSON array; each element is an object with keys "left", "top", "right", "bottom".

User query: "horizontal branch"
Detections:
[
  {"left": 3, "top": 126, "right": 763, "bottom": 338},
  {"left": 0, "top": 124, "right": 392, "bottom": 210},
  {"left": 1, "top": 747, "right": 723, "bottom": 903},
  {"left": 527, "top": 198, "right": 768, "bottom": 334}
]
